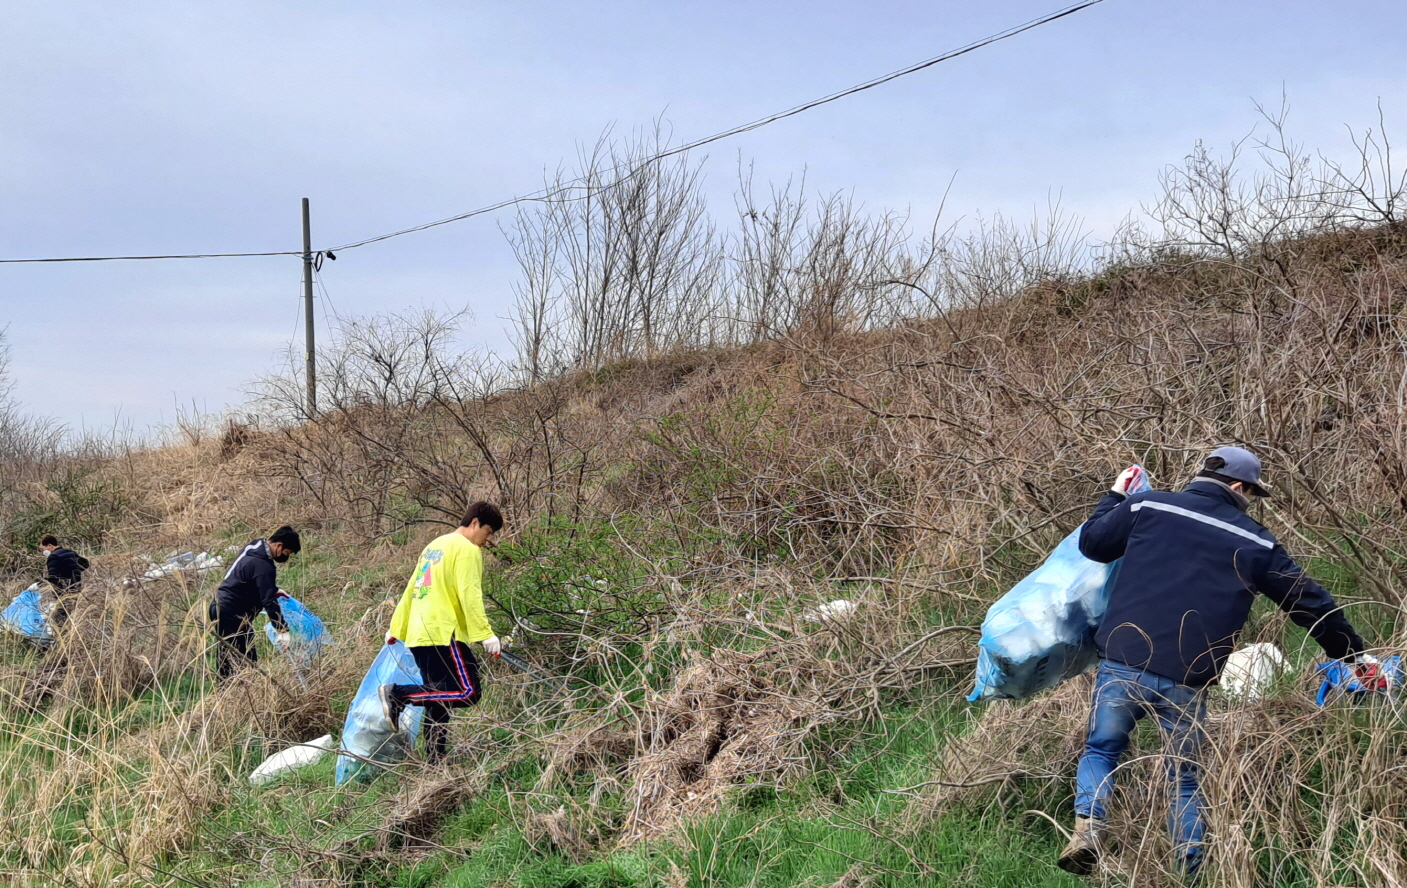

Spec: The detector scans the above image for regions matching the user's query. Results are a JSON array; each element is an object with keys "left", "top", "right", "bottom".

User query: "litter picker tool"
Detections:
[{"left": 499, "top": 650, "right": 573, "bottom": 693}]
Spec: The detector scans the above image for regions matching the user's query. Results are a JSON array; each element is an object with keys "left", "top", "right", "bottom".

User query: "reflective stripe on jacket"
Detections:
[{"left": 1079, "top": 480, "right": 1363, "bottom": 687}]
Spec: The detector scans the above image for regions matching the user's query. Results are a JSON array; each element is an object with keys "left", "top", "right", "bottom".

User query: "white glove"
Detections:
[
  {"left": 274, "top": 631, "right": 292, "bottom": 648},
  {"left": 480, "top": 635, "right": 502, "bottom": 658},
  {"left": 1112, "top": 465, "right": 1145, "bottom": 496}
]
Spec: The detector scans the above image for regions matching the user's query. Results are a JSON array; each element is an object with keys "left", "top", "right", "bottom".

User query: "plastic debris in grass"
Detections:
[
  {"left": 336, "top": 641, "right": 425, "bottom": 785},
  {"left": 250, "top": 734, "right": 336, "bottom": 786},
  {"left": 126, "top": 550, "right": 224, "bottom": 586},
  {"left": 968, "top": 464, "right": 1151, "bottom": 702},
  {"left": 803, "top": 598, "right": 859, "bottom": 623},
  {"left": 1316, "top": 655, "right": 1404, "bottom": 705},
  {"left": 265, "top": 590, "right": 331, "bottom": 674},
  {"left": 1221, "top": 642, "right": 1289, "bottom": 701},
  {"left": 0, "top": 584, "right": 54, "bottom": 645}
]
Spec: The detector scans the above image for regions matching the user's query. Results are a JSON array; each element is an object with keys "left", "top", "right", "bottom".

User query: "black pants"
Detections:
[
  {"left": 390, "top": 641, "right": 482, "bottom": 762},
  {"left": 209, "top": 599, "right": 259, "bottom": 679}
]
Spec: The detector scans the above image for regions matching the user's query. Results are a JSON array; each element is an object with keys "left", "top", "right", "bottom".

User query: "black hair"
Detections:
[
  {"left": 461, "top": 501, "right": 504, "bottom": 532},
  {"left": 267, "top": 525, "right": 301, "bottom": 553},
  {"left": 39, "top": 534, "right": 58, "bottom": 548}
]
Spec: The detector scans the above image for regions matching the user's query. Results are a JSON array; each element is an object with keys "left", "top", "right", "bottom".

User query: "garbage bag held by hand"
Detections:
[
  {"left": 336, "top": 641, "right": 425, "bottom": 785},
  {"left": 0, "top": 584, "right": 53, "bottom": 642},
  {"left": 968, "top": 465, "right": 1151, "bottom": 702},
  {"left": 1315, "top": 656, "right": 1403, "bottom": 706},
  {"left": 265, "top": 591, "right": 331, "bottom": 666}
]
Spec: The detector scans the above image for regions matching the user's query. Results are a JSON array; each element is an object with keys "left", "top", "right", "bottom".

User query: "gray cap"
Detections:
[{"left": 1203, "top": 446, "right": 1271, "bottom": 497}]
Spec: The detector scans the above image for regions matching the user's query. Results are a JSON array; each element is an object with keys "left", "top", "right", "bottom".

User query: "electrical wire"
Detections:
[{"left": 0, "top": 0, "right": 1107, "bottom": 265}]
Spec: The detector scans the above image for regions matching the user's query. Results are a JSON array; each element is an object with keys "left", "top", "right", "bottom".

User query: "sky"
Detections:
[{"left": 2, "top": 1, "right": 1405, "bottom": 434}]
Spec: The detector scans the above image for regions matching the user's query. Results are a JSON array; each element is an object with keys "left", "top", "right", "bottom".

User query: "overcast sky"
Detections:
[{"left": 2, "top": 1, "right": 1405, "bottom": 434}]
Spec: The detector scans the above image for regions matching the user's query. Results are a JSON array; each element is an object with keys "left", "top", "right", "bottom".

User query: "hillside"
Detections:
[{"left": 4, "top": 210, "right": 1407, "bottom": 886}]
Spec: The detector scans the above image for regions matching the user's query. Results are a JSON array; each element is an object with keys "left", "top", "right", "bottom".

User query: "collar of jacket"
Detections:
[{"left": 1184, "top": 478, "right": 1250, "bottom": 512}]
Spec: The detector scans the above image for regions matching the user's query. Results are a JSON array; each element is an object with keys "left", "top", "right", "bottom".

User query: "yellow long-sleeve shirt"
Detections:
[{"left": 387, "top": 531, "right": 493, "bottom": 647}]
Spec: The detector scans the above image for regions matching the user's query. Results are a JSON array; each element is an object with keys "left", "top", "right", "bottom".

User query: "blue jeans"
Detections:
[{"left": 1075, "top": 659, "right": 1208, "bottom": 877}]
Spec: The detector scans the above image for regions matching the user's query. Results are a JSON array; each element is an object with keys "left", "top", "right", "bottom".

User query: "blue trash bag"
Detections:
[
  {"left": 265, "top": 591, "right": 332, "bottom": 669},
  {"left": 1315, "top": 656, "right": 1403, "bottom": 706},
  {"left": 336, "top": 641, "right": 426, "bottom": 785},
  {"left": 968, "top": 466, "right": 1151, "bottom": 702},
  {"left": 0, "top": 584, "right": 54, "bottom": 644}
]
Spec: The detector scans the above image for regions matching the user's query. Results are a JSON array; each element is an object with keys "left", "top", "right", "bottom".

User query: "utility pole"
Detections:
[{"left": 301, "top": 198, "right": 316, "bottom": 416}]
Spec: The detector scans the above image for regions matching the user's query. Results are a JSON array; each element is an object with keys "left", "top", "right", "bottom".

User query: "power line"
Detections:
[
  {"left": 327, "top": 0, "right": 1107, "bottom": 253},
  {"left": 0, "top": 249, "right": 301, "bottom": 264},
  {"left": 0, "top": 0, "right": 1108, "bottom": 265}
]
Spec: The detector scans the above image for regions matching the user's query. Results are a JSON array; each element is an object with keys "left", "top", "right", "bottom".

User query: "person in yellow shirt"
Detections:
[{"left": 380, "top": 501, "right": 504, "bottom": 762}]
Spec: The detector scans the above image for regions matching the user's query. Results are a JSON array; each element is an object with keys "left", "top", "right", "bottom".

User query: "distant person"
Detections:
[
  {"left": 1060, "top": 447, "right": 1372, "bottom": 879},
  {"left": 39, "top": 534, "right": 90, "bottom": 626},
  {"left": 379, "top": 502, "right": 504, "bottom": 763},
  {"left": 209, "top": 526, "right": 300, "bottom": 679}
]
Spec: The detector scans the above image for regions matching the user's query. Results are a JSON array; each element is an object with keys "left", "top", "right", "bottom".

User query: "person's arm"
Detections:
[
  {"left": 1078, "top": 493, "right": 1139, "bottom": 564},
  {"left": 257, "top": 560, "right": 288, "bottom": 633},
  {"left": 386, "top": 571, "right": 417, "bottom": 643},
  {"left": 455, "top": 543, "right": 493, "bottom": 643},
  {"left": 1257, "top": 546, "right": 1365, "bottom": 660}
]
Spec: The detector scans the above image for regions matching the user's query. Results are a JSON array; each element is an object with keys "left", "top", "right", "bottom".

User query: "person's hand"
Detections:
[
  {"left": 385, "top": 634, "right": 397, "bottom": 645},
  {"left": 274, "top": 630, "right": 292, "bottom": 648},
  {"left": 481, "top": 635, "right": 502, "bottom": 659},
  {"left": 1353, "top": 654, "right": 1391, "bottom": 691},
  {"left": 1112, "top": 466, "right": 1145, "bottom": 496}
]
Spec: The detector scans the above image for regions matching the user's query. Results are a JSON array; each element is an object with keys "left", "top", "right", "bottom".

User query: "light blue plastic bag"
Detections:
[
  {"left": 336, "top": 641, "right": 425, "bottom": 785},
  {"left": 265, "top": 591, "right": 332, "bottom": 671},
  {"left": 0, "top": 584, "right": 53, "bottom": 644},
  {"left": 968, "top": 466, "right": 1150, "bottom": 702}
]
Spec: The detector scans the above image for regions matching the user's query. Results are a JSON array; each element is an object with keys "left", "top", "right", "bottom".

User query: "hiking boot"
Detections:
[
  {"left": 1057, "top": 815, "right": 1104, "bottom": 876},
  {"left": 378, "top": 684, "right": 405, "bottom": 734}
]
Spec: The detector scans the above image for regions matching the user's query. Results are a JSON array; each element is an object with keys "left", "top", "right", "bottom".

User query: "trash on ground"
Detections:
[
  {"left": 968, "top": 465, "right": 1151, "bottom": 702},
  {"left": 249, "top": 734, "right": 336, "bottom": 786},
  {"left": 804, "top": 598, "right": 859, "bottom": 623},
  {"left": 1220, "top": 642, "right": 1288, "bottom": 701},
  {"left": 126, "top": 550, "right": 224, "bottom": 586},
  {"left": 336, "top": 641, "right": 425, "bottom": 785}
]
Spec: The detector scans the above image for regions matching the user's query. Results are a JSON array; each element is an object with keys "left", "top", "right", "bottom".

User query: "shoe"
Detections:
[
  {"left": 1057, "top": 815, "right": 1104, "bottom": 876},
  {"left": 378, "top": 684, "right": 405, "bottom": 734}
]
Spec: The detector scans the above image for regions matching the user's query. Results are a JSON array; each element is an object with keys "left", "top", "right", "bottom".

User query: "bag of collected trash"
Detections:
[
  {"left": 336, "top": 641, "right": 425, "bottom": 785},
  {"left": 0, "top": 584, "right": 54, "bottom": 644},
  {"left": 968, "top": 465, "right": 1151, "bottom": 702},
  {"left": 264, "top": 591, "right": 331, "bottom": 668},
  {"left": 1220, "top": 642, "right": 1289, "bottom": 701},
  {"left": 1315, "top": 655, "right": 1403, "bottom": 705},
  {"left": 250, "top": 734, "right": 336, "bottom": 786}
]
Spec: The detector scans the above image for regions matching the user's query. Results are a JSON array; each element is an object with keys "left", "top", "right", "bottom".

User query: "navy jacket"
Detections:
[
  {"left": 1079, "top": 481, "right": 1363, "bottom": 687},
  {"left": 213, "top": 539, "right": 286, "bottom": 631},
  {"left": 45, "top": 547, "right": 89, "bottom": 591}
]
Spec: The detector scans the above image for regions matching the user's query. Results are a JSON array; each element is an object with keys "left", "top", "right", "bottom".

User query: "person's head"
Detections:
[
  {"left": 1196, "top": 446, "right": 1271, "bottom": 498},
  {"left": 38, "top": 534, "right": 58, "bottom": 555},
  {"left": 459, "top": 501, "right": 504, "bottom": 547},
  {"left": 267, "top": 526, "right": 301, "bottom": 563}
]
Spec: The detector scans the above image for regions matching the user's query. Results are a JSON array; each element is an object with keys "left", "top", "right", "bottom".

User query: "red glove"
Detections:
[{"left": 1354, "top": 655, "right": 1391, "bottom": 691}]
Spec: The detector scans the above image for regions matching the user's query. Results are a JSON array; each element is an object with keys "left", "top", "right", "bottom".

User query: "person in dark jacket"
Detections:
[
  {"left": 209, "top": 526, "right": 301, "bottom": 679},
  {"left": 1057, "top": 447, "right": 1371, "bottom": 878},
  {"left": 39, "top": 534, "right": 90, "bottom": 626}
]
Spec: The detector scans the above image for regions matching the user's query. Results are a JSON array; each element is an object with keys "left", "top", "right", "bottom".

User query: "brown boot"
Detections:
[{"left": 1057, "top": 815, "right": 1104, "bottom": 875}]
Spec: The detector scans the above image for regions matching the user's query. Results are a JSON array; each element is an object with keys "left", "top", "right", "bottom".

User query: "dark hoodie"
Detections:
[
  {"left": 212, "top": 539, "right": 286, "bottom": 631},
  {"left": 45, "top": 547, "right": 90, "bottom": 592}
]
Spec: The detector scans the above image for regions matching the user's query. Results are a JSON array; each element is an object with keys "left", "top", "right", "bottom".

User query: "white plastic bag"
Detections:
[
  {"left": 1221, "top": 642, "right": 1288, "bottom": 701},
  {"left": 249, "top": 734, "right": 336, "bottom": 786}
]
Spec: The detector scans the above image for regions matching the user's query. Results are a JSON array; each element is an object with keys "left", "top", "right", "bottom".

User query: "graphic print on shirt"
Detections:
[{"left": 413, "top": 549, "right": 444, "bottom": 599}]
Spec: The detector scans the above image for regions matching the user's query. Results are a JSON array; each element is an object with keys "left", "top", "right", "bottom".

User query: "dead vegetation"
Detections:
[{"left": 3, "top": 111, "right": 1407, "bottom": 884}]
